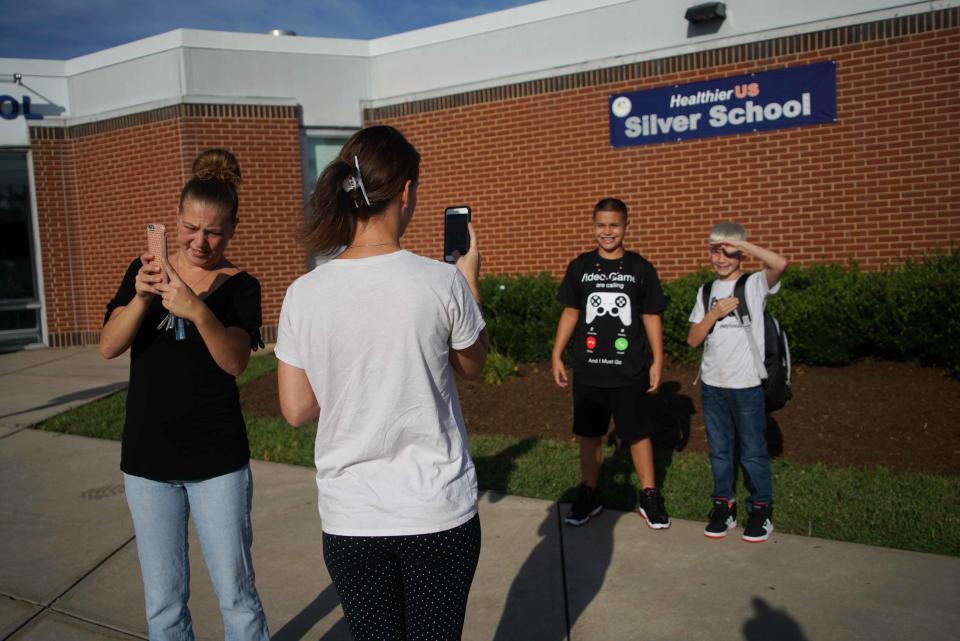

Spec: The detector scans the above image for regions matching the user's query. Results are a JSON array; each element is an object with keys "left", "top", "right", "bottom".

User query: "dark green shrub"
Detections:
[
  {"left": 478, "top": 250, "right": 960, "bottom": 373},
  {"left": 660, "top": 269, "right": 712, "bottom": 364},
  {"left": 479, "top": 274, "right": 564, "bottom": 362},
  {"left": 857, "top": 251, "right": 960, "bottom": 374},
  {"left": 768, "top": 264, "right": 866, "bottom": 365}
]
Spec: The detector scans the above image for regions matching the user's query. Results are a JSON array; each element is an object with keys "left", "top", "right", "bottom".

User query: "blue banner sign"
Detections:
[{"left": 609, "top": 61, "right": 835, "bottom": 147}]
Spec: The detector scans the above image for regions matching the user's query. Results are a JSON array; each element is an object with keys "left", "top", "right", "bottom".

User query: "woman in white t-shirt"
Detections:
[{"left": 275, "top": 125, "right": 489, "bottom": 641}]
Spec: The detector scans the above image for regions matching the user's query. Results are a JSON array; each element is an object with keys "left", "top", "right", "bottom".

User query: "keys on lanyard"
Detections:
[{"left": 157, "top": 313, "right": 187, "bottom": 341}]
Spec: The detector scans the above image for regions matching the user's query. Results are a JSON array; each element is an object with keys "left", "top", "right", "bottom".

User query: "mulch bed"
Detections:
[{"left": 241, "top": 359, "right": 960, "bottom": 476}]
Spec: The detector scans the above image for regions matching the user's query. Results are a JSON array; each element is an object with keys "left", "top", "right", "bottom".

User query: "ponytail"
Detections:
[
  {"left": 303, "top": 159, "right": 359, "bottom": 254},
  {"left": 302, "top": 126, "right": 420, "bottom": 255}
]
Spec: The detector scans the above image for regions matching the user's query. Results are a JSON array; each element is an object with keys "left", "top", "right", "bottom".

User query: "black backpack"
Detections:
[{"left": 702, "top": 273, "right": 792, "bottom": 412}]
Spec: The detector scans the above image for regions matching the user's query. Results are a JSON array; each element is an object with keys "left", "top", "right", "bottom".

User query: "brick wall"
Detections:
[
  {"left": 31, "top": 129, "right": 81, "bottom": 345},
  {"left": 369, "top": 9, "right": 960, "bottom": 279},
  {"left": 31, "top": 104, "right": 305, "bottom": 345}
]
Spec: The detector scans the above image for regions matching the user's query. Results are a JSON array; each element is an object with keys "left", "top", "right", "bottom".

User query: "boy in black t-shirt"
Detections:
[{"left": 551, "top": 198, "right": 670, "bottom": 528}]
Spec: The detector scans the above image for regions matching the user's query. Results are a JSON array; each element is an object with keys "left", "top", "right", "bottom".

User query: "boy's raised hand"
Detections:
[{"left": 714, "top": 240, "right": 747, "bottom": 258}]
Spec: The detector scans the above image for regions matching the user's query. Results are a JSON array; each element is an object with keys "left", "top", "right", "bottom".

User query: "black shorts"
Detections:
[{"left": 572, "top": 378, "right": 655, "bottom": 443}]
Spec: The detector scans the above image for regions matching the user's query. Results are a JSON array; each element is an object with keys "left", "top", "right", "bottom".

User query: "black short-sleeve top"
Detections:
[
  {"left": 104, "top": 258, "right": 264, "bottom": 481},
  {"left": 557, "top": 250, "right": 666, "bottom": 388}
]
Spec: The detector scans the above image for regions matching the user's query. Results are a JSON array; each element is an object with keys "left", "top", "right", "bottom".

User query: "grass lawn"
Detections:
[{"left": 39, "top": 354, "right": 960, "bottom": 557}]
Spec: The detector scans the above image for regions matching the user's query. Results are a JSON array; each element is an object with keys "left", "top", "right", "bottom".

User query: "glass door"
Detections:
[{"left": 0, "top": 151, "right": 42, "bottom": 348}]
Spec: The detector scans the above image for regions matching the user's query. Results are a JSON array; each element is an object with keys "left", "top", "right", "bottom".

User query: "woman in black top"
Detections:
[{"left": 100, "top": 149, "right": 269, "bottom": 641}]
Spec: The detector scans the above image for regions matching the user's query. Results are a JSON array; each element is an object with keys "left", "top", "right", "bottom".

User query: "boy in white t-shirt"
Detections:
[{"left": 687, "top": 222, "right": 788, "bottom": 542}]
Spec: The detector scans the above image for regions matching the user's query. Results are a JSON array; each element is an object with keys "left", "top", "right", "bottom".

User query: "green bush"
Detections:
[
  {"left": 479, "top": 250, "right": 960, "bottom": 373},
  {"left": 479, "top": 274, "right": 563, "bottom": 362},
  {"left": 769, "top": 264, "right": 866, "bottom": 365},
  {"left": 768, "top": 252, "right": 960, "bottom": 371},
  {"left": 482, "top": 350, "right": 518, "bottom": 385},
  {"left": 857, "top": 251, "right": 960, "bottom": 373},
  {"left": 660, "top": 269, "right": 713, "bottom": 364}
]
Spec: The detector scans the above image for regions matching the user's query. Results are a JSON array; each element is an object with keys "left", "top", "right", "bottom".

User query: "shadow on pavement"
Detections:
[
  {"left": 742, "top": 597, "right": 809, "bottom": 641},
  {"left": 475, "top": 387, "right": 696, "bottom": 638},
  {"left": 271, "top": 584, "right": 350, "bottom": 641},
  {"left": 0, "top": 382, "right": 127, "bottom": 421},
  {"left": 492, "top": 450, "right": 639, "bottom": 640}
]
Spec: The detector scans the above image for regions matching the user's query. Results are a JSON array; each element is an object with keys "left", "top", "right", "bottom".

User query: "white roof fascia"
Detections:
[
  {"left": 368, "top": 0, "right": 633, "bottom": 55},
  {"left": 177, "top": 29, "right": 369, "bottom": 57},
  {"left": 62, "top": 29, "right": 369, "bottom": 77},
  {"left": 0, "top": 58, "right": 66, "bottom": 77},
  {"left": 364, "top": 0, "right": 958, "bottom": 108},
  {"left": 368, "top": 0, "right": 947, "bottom": 56},
  {"left": 63, "top": 30, "right": 187, "bottom": 76}
]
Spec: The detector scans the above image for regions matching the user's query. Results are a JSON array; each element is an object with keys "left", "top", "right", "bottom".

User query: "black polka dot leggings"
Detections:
[{"left": 322, "top": 513, "right": 481, "bottom": 641}]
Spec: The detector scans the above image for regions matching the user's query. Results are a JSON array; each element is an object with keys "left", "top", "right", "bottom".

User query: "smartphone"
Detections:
[
  {"left": 146, "top": 223, "right": 168, "bottom": 284},
  {"left": 146, "top": 223, "right": 167, "bottom": 262},
  {"left": 443, "top": 206, "right": 471, "bottom": 263}
]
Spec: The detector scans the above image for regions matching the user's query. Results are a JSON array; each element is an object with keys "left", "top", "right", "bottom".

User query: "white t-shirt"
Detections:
[
  {"left": 275, "top": 250, "right": 486, "bottom": 536},
  {"left": 688, "top": 272, "right": 780, "bottom": 389}
]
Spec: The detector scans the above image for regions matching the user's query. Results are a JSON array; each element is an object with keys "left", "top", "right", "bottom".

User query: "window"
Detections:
[{"left": 304, "top": 135, "right": 350, "bottom": 191}]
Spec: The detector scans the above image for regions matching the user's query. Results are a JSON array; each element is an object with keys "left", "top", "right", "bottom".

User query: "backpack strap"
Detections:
[
  {"left": 701, "top": 280, "right": 713, "bottom": 315},
  {"left": 733, "top": 272, "right": 751, "bottom": 324},
  {"left": 702, "top": 280, "right": 715, "bottom": 336},
  {"left": 734, "top": 272, "right": 768, "bottom": 380},
  {"left": 694, "top": 280, "right": 715, "bottom": 385}
]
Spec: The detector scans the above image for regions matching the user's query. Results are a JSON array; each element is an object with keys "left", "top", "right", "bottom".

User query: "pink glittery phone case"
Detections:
[{"left": 146, "top": 223, "right": 167, "bottom": 262}]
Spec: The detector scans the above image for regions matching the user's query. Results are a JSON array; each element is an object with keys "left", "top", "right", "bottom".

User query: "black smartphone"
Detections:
[{"left": 443, "top": 206, "right": 471, "bottom": 263}]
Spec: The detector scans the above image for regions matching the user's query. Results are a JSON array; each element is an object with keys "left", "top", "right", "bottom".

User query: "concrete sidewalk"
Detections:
[
  {"left": 0, "top": 347, "right": 129, "bottom": 432},
  {"left": 1, "top": 348, "right": 959, "bottom": 640}
]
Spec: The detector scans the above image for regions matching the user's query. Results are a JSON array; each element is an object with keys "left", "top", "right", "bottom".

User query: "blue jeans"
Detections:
[
  {"left": 700, "top": 383, "right": 773, "bottom": 506},
  {"left": 124, "top": 466, "right": 269, "bottom": 641}
]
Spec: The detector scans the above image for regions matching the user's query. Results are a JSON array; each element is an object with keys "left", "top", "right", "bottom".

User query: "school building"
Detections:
[{"left": 0, "top": 0, "right": 957, "bottom": 349}]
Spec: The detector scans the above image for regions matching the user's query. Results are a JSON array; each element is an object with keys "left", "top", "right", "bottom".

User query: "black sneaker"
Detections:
[
  {"left": 564, "top": 484, "right": 603, "bottom": 526},
  {"left": 704, "top": 498, "right": 737, "bottom": 539},
  {"left": 638, "top": 487, "right": 671, "bottom": 529},
  {"left": 742, "top": 503, "right": 774, "bottom": 542}
]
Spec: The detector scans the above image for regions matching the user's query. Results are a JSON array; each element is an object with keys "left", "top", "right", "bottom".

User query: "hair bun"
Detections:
[{"left": 192, "top": 148, "right": 241, "bottom": 187}]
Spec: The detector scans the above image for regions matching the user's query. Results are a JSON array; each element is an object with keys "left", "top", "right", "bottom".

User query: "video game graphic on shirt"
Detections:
[{"left": 585, "top": 292, "right": 632, "bottom": 326}]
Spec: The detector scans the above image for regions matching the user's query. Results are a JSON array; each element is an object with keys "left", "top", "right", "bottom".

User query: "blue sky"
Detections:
[{"left": 1, "top": 0, "right": 539, "bottom": 60}]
